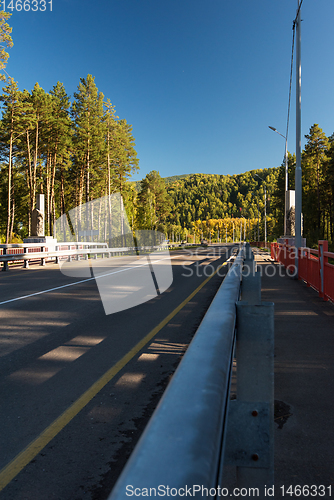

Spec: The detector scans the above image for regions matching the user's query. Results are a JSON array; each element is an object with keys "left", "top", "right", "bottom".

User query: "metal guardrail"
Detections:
[
  {"left": 0, "top": 242, "right": 107, "bottom": 271},
  {"left": 0, "top": 241, "right": 177, "bottom": 271},
  {"left": 108, "top": 244, "right": 245, "bottom": 498},
  {"left": 107, "top": 243, "right": 274, "bottom": 499},
  {"left": 0, "top": 241, "right": 202, "bottom": 271}
]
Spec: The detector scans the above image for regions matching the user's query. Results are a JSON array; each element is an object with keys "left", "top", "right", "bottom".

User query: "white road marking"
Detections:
[{"left": 0, "top": 254, "right": 181, "bottom": 306}]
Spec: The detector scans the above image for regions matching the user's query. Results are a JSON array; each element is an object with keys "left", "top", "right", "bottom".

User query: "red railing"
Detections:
[
  {"left": 324, "top": 258, "right": 334, "bottom": 303},
  {"left": 271, "top": 240, "right": 334, "bottom": 303}
]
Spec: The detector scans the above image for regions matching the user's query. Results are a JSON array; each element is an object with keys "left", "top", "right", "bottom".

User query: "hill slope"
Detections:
[{"left": 165, "top": 169, "right": 283, "bottom": 235}]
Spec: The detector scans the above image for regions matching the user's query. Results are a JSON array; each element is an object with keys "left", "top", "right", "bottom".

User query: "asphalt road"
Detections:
[{"left": 0, "top": 244, "right": 235, "bottom": 500}]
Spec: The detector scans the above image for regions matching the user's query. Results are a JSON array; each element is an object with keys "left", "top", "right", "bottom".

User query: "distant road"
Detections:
[{"left": 0, "top": 244, "right": 234, "bottom": 500}]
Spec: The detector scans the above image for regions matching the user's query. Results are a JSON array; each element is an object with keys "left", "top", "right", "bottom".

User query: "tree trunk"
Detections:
[
  {"left": 60, "top": 166, "right": 65, "bottom": 216},
  {"left": 26, "top": 130, "right": 34, "bottom": 235},
  {"left": 33, "top": 118, "right": 39, "bottom": 205},
  {"left": 107, "top": 128, "right": 113, "bottom": 246},
  {"left": 86, "top": 131, "right": 90, "bottom": 213},
  {"left": 45, "top": 151, "right": 51, "bottom": 235},
  {"left": 9, "top": 198, "right": 15, "bottom": 241},
  {"left": 50, "top": 146, "right": 57, "bottom": 236},
  {"left": 6, "top": 131, "right": 13, "bottom": 243}
]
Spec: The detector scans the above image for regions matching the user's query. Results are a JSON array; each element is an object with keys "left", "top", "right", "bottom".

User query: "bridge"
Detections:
[{"left": 0, "top": 240, "right": 333, "bottom": 499}]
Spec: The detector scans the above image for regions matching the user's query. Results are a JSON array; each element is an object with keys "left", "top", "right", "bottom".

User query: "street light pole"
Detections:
[
  {"left": 269, "top": 126, "right": 288, "bottom": 236},
  {"left": 295, "top": 0, "right": 302, "bottom": 256},
  {"left": 255, "top": 174, "right": 267, "bottom": 247},
  {"left": 264, "top": 184, "right": 267, "bottom": 246}
]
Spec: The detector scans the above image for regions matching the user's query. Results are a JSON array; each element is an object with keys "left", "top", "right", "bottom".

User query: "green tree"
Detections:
[
  {"left": 137, "top": 170, "right": 171, "bottom": 231},
  {"left": 0, "top": 75, "right": 142, "bottom": 240},
  {"left": 112, "top": 119, "right": 139, "bottom": 196},
  {"left": 0, "top": 11, "right": 13, "bottom": 81},
  {"left": 0, "top": 79, "right": 32, "bottom": 241},
  {"left": 302, "top": 124, "right": 329, "bottom": 240},
  {"left": 48, "top": 82, "right": 72, "bottom": 233},
  {"left": 27, "top": 83, "right": 54, "bottom": 216},
  {"left": 71, "top": 74, "right": 105, "bottom": 207},
  {"left": 103, "top": 98, "right": 118, "bottom": 198},
  {"left": 324, "top": 133, "right": 334, "bottom": 242}
]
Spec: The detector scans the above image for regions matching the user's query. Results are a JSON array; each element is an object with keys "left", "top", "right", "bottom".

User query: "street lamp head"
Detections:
[{"left": 268, "top": 126, "right": 277, "bottom": 132}]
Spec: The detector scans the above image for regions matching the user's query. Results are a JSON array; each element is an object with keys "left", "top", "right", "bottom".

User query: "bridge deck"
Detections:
[{"left": 256, "top": 250, "right": 334, "bottom": 491}]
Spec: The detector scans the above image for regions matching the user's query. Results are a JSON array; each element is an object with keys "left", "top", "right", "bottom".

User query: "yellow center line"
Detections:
[{"left": 0, "top": 260, "right": 227, "bottom": 492}]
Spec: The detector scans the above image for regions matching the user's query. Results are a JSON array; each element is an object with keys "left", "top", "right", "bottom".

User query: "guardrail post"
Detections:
[
  {"left": 40, "top": 245, "right": 46, "bottom": 266},
  {"left": 2, "top": 247, "right": 8, "bottom": 271},
  {"left": 76, "top": 244, "right": 80, "bottom": 261},
  {"left": 241, "top": 243, "right": 261, "bottom": 305},
  {"left": 224, "top": 244, "right": 274, "bottom": 498},
  {"left": 55, "top": 246, "right": 59, "bottom": 264},
  {"left": 23, "top": 246, "right": 29, "bottom": 268}
]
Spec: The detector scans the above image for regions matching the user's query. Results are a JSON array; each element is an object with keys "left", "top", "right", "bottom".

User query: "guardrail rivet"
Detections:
[
  {"left": 251, "top": 454, "right": 259, "bottom": 461},
  {"left": 252, "top": 410, "right": 258, "bottom": 417}
]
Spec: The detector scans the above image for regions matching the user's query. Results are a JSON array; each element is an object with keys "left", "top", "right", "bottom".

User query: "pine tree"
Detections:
[
  {"left": 137, "top": 170, "right": 171, "bottom": 231},
  {"left": 0, "top": 11, "right": 13, "bottom": 81},
  {"left": 0, "top": 79, "right": 31, "bottom": 242},
  {"left": 17, "top": 88, "right": 38, "bottom": 234},
  {"left": 28, "top": 83, "right": 53, "bottom": 212},
  {"left": 71, "top": 74, "right": 105, "bottom": 210},
  {"left": 324, "top": 133, "right": 334, "bottom": 242},
  {"left": 302, "top": 124, "right": 329, "bottom": 239},
  {"left": 48, "top": 82, "right": 72, "bottom": 233},
  {"left": 112, "top": 119, "right": 139, "bottom": 196},
  {"left": 103, "top": 98, "right": 118, "bottom": 198}
]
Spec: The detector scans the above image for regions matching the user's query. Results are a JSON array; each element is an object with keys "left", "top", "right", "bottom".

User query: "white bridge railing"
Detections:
[{"left": 0, "top": 241, "right": 198, "bottom": 271}]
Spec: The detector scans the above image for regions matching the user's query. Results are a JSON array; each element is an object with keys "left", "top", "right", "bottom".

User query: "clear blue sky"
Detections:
[{"left": 4, "top": 0, "right": 334, "bottom": 181}]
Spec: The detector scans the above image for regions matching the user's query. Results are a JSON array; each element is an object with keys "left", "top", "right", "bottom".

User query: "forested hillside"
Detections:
[
  {"left": 166, "top": 169, "right": 278, "bottom": 228},
  {"left": 139, "top": 123, "right": 334, "bottom": 246},
  {"left": 163, "top": 123, "right": 334, "bottom": 247},
  {"left": 0, "top": 68, "right": 333, "bottom": 249}
]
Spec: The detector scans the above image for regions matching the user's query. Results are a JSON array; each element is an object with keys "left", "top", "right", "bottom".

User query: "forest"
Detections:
[
  {"left": 164, "top": 123, "right": 334, "bottom": 248},
  {"left": 0, "top": 72, "right": 333, "bottom": 249},
  {"left": 0, "top": 75, "right": 139, "bottom": 243},
  {"left": 0, "top": 76, "right": 333, "bottom": 247}
]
